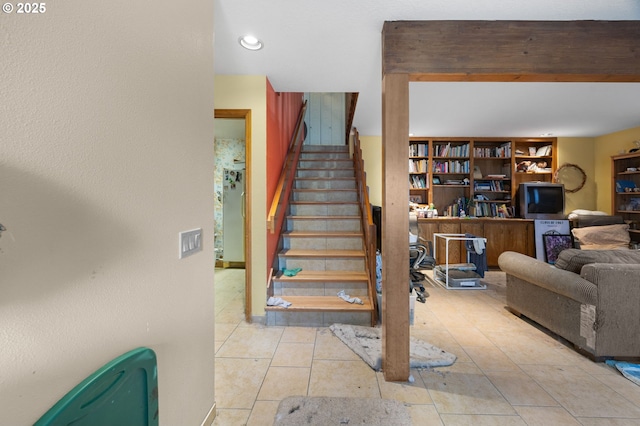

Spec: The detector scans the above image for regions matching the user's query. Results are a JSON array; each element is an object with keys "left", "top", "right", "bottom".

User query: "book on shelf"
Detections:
[
  {"left": 435, "top": 143, "right": 469, "bottom": 157},
  {"left": 409, "top": 175, "right": 428, "bottom": 189},
  {"left": 432, "top": 160, "right": 470, "bottom": 173},
  {"left": 409, "top": 159, "right": 427, "bottom": 173},
  {"left": 410, "top": 143, "right": 428, "bottom": 157},
  {"left": 473, "top": 143, "right": 511, "bottom": 158}
]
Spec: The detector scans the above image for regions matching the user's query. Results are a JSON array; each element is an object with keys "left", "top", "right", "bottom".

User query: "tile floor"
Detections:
[{"left": 213, "top": 268, "right": 640, "bottom": 425}]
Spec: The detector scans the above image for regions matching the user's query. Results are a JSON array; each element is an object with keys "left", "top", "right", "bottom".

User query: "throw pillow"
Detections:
[
  {"left": 555, "top": 248, "right": 640, "bottom": 274},
  {"left": 571, "top": 223, "right": 630, "bottom": 250}
]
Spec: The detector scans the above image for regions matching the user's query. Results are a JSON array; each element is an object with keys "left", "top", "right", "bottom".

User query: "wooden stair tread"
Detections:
[
  {"left": 296, "top": 166, "right": 354, "bottom": 170},
  {"left": 289, "top": 201, "right": 358, "bottom": 205},
  {"left": 284, "top": 231, "right": 363, "bottom": 238},
  {"left": 265, "top": 295, "right": 373, "bottom": 312},
  {"left": 293, "top": 188, "right": 356, "bottom": 192},
  {"left": 274, "top": 270, "right": 368, "bottom": 282},
  {"left": 280, "top": 249, "right": 364, "bottom": 257},
  {"left": 287, "top": 215, "right": 359, "bottom": 220},
  {"left": 295, "top": 178, "right": 355, "bottom": 182}
]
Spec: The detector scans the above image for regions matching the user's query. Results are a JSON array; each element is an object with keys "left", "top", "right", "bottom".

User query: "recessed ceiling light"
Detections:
[{"left": 239, "top": 35, "right": 263, "bottom": 51}]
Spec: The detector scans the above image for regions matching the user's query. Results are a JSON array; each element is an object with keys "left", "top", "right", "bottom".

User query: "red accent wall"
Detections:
[{"left": 266, "top": 80, "right": 303, "bottom": 272}]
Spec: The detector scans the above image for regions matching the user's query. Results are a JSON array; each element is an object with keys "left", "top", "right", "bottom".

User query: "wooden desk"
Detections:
[{"left": 418, "top": 218, "right": 535, "bottom": 267}]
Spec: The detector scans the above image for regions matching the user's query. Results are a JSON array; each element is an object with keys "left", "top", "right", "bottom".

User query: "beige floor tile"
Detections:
[
  {"left": 313, "top": 329, "right": 360, "bottom": 360},
  {"left": 215, "top": 305, "right": 246, "bottom": 324},
  {"left": 577, "top": 418, "right": 640, "bottom": 426},
  {"left": 514, "top": 406, "right": 581, "bottom": 425},
  {"left": 520, "top": 364, "right": 640, "bottom": 418},
  {"left": 410, "top": 328, "right": 472, "bottom": 364},
  {"left": 212, "top": 408, "right": 250, "bottom": 426},
  {"left": 271, "top": 342, "right": 315, "bottom": 367},
  {"left": 593, "top": 370, "right": 640, "bottom": 407},
  {"left": 215, "top": 358, "right": 271, "bottom": 409},
  {"left": 446, "top": 326, "right": 495, "bottom": 347},
  {"left": 308, "top": 359, "right": 380, "bottom": 398},
  {"left": 420, "top": 362, "right": 516, "bottom": 415},
  {"left": 407, "top": 403, "right": 443, "bottom": 425},
  {"left": 256, "top": 366, "right": 310, "bottom": 401},
  {"left": 216, "top": 324, "right": 284, "bottom": 358},
  {"left": 483, "top": 330, "right": 574, "bottom": 366},
  {"left": 215, "top": 323, "right": 238, "bottom": 343},
  {"left": 246, "top": 400, "right": 281, "bottom": 426},
  {"left": 377, "top": 370, "right": 433, "bottom": 405},
  {"left": 463, "top": 345, "right": 520, "bottom": 373},
  {"left": 439, "top": 413, "right": 525, "bottom": 425},
  {"left": 280, "top": 326, "right": 318, "bottom": 343},
  {"left": 485, "top": 370, "right": 558, "bottom": 407}
]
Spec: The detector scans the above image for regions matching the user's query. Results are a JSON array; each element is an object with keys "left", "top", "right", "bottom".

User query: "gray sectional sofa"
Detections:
[{"left": 498, "top": 249, "right": 640, "bottom": 360}]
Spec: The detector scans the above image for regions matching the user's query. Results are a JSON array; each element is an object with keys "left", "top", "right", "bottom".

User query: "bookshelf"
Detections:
[
  {"left": 409, "top": 137, "right": 557, "bottom": 218},
  {"left": 611, "top": 151, "right": 640, "bottom": 244}
]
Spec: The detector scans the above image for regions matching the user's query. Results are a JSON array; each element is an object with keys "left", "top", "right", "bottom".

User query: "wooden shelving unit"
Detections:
[
  {"left": 409, "top": 137, "right": 557, "bottom": 218},
  {"left": 611, "top": 151, "right": 640, "bottom": 244}
]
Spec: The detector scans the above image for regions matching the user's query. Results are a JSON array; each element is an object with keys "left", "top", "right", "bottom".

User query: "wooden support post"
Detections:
[{"left": 381, "top": 73, "right": 410, "bottom": 381}]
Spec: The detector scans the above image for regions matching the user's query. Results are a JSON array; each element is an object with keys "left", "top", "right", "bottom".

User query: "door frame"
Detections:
[{"left": 215, "top": 109, "right": 252, "bottom": 322}]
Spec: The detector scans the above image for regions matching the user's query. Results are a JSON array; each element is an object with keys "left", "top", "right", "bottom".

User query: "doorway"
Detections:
[{"left": 215, "top": 109, "right": 252, "bottom": 322}]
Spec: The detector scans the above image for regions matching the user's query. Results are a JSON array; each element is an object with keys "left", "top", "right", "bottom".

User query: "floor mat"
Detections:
[{"left": 329, "top": 323, "right": 456, "bottom": 371}]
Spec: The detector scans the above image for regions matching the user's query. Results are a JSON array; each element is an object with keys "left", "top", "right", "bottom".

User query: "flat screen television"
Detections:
[{"left": 517, "top": 182, "right": 565, "bottom": 219}]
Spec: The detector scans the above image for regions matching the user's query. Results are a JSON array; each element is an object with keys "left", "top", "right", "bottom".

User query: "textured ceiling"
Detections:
[{"left": 214, "top": 0, "right": 640, "bottom": 137}]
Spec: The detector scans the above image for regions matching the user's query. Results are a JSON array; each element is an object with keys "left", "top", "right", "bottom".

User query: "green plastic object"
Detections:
[{"left": 34, "top": 347, "right": 158, "bottom": 426}]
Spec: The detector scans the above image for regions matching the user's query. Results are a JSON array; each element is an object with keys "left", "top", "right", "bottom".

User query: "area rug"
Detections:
[
  {"left": 273, "top": 396, "right": 411, "bottom": 425},
  {"left": 329, "top": 323, "right": 456, "bottom": 371}
]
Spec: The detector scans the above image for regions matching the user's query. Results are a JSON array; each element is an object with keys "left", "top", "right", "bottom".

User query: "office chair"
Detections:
[{"left": 409, "top": 212, "right": 435, "bottom": 303}]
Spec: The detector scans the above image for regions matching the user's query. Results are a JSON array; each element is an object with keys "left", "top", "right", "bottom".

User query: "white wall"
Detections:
[{"left": 0, "top": 1, "right": 216, "bottom": 424}]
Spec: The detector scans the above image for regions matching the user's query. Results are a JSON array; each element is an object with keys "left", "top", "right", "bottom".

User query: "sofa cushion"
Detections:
[
  {"left": 555, "top": 248, "right": 640, "bottom": 274},
  {"left": 571, "top": 223, "right": 630, "bottom": 250}
]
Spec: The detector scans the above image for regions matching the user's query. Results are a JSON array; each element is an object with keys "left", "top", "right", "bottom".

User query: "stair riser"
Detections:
[
  {"left": 293, "top": 191, "right": 358, "bottom": 202},
  {"left": 272, "top": 282, "right": 369, "bottom": 297},
  {"left": 298, "top": 160, "right": 353, "bottom": 169},
  {"left": 300, "top": 152, "right": 350, "bottom": 160},
  {"left": 294, "top": 180, "right": 356, "bottom": 190},
  {"left": 278, "top": 257, "right": 365, "bottom": 271},
  {"left": 289, "top": 204, "right": 359, "bottom": 216},
  {"left": 296, "top": 169, "right": 355, "bottom": 178},
  {"left": 283, "top": 236, "right": 363, "bottom": 250},
  {"left": 266, "top": 311, "right": 371, "bottom": 327},
  {"left": 287, "top": 219, "right": 361, "bottom": 232}
]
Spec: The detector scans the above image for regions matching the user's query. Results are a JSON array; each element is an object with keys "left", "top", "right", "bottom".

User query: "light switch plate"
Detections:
[{"left": 179, "top": 228, "right": 202, "bottom": 259}]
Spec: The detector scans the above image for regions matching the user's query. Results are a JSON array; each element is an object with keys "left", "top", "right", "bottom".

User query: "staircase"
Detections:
[{"left": 266, "top": 145, "right": 375, "bottom": 327}]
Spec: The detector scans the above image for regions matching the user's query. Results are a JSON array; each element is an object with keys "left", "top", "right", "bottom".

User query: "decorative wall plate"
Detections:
[{"left": 555, "top": 163, "right": 587, "bottom": 193}]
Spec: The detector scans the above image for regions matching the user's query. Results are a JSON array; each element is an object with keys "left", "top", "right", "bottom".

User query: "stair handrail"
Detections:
[
  {"left": 350, "top": 127, "right": 378, "bottom": 324},
  {"left": 267, "top": 100, "right": 308, "bottom": 235}
]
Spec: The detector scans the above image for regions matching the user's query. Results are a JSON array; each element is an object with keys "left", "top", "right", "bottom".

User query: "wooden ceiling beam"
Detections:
[{"left": 383, "top": 20, "right": 640, "bottom": 82}]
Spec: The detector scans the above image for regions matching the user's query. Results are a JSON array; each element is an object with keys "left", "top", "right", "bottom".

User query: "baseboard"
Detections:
[{"left": 200, "top": 402, "right": 216, "bottom": 426}]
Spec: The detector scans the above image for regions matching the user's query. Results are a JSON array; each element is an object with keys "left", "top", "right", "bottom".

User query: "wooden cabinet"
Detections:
[
  {"left": 409, "top": 137, "right": 557, "bottom": 218},
  {"left": 611, "top": 152, "right": 640, "bottom": 244},
  {"left": 418, "top": 218, "right": 535, "bottom": 267}
]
